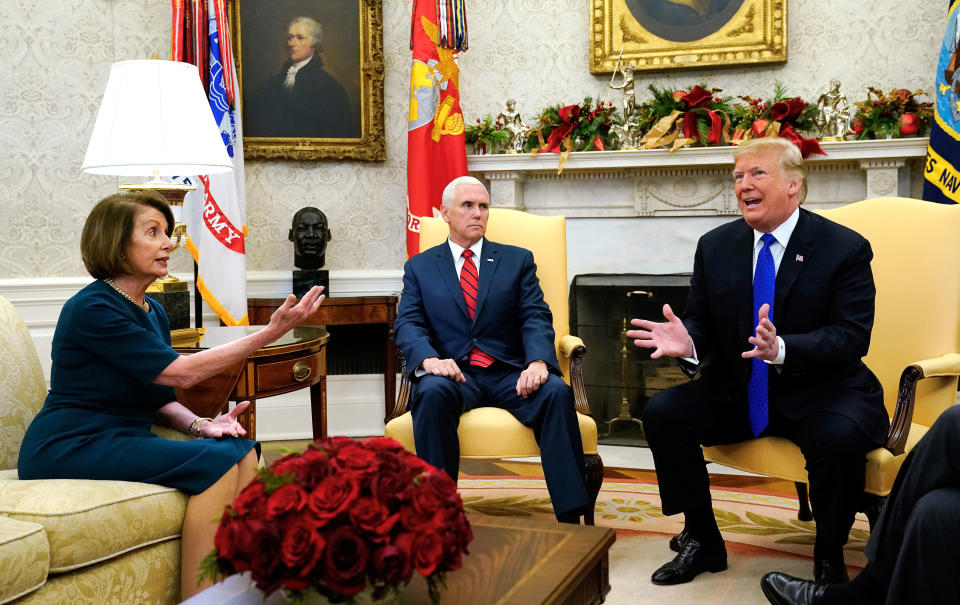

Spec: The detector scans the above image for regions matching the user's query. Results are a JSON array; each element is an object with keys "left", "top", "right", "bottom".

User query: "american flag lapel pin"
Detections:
[{"left": 796, "top": 254, "right": 804, "bottom": 263}]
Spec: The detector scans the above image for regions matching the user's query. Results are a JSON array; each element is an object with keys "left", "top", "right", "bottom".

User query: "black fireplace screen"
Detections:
[{"left": 569, "top": 274, "right": 692, "bottom": 446}]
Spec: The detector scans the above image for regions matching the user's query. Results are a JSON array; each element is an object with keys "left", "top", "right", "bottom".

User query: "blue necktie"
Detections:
[{"left": 747, "top": 233, "right": 776, "bottom": 437}]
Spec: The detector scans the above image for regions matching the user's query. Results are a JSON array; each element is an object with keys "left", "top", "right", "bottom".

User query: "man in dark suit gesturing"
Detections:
[
  {"left": 395, "top": 176, "right": 589, "bottom": 523},
  {"left": 628, "top": 137, "right": 889, "bottom": 585}
]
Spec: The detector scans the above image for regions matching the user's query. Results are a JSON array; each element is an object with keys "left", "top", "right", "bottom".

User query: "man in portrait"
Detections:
[{"left": 246, "top": 16, "right": 356, "bottom": 138}]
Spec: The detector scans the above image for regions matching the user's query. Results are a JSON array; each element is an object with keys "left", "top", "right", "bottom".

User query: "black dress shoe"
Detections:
[
  {"left": 651, "top": 538, "right": 727, "bottom": 585},
  {"left": 760, "top": 572, "right": 825, "bottom": 605},
  {"left": 669, "top": 529, "right": 689, "bottom": 553},
  {"left": 814, "top": 558, "right": 849, "bottom": 584}
]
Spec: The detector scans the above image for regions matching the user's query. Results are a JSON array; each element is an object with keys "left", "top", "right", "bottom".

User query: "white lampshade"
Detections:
[{"left": 82, "top": 59, "right": 233, "bottom": 177}]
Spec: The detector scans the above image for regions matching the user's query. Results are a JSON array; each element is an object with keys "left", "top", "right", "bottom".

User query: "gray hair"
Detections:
[
  {"left": 441, "top": 176, "right": 489, "bottom": 207},
  {"left": 289, "top": 16, "right": 323, "bottom": 51},
  {"left": 733, "top": 136, "right": 807, "bottom": 203}
]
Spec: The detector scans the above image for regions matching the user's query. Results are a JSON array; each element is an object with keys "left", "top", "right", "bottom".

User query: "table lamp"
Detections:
[{"left": 82, "top": 59, "right": 234, "bottom": 327}]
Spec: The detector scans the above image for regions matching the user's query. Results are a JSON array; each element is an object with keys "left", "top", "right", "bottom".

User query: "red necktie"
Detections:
[{"left": 460, "top": 250, "right": 495, "bottom": 367}]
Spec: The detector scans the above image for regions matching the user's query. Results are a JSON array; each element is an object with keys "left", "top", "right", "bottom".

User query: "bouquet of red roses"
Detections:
[{"left": 200, "top": 436, "right": 472, "bottom": 604}]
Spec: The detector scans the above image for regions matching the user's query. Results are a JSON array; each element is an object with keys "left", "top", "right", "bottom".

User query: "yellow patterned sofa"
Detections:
[{"left": 0, "top": 296, "right": 187, "bottom": 604}]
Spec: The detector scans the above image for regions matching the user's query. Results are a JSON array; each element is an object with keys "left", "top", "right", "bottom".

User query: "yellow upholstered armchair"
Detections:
[
  {"left": 0, "top": 296, "right": 187, "bottom": 604},
  {"left": 702, "top": 197, "right": 960, "bottom": 526},
  {"left": 384, "top": 209, "right": 604, "bottom": 524}
]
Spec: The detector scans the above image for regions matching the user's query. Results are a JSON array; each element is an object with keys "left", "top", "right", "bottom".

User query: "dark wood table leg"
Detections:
[
  {"left": 384, "top": 302, "right": 397, "bottom": 423},
  {"left": 236, "top": 399, "right": 256, "bottom": 441},
  {"left": 310, "top": 379, "right": 327, "bottom": 440}
]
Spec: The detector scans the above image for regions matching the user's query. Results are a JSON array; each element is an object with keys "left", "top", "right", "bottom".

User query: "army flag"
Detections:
[
  {"left": 406, "top": 0, "right": 468, "bottom": 258},
  {"left": 175, "top": 0, "right": 249, "bottom": 325},
  {"left": 923, "top": 0, "right": 960, "bottom": 204}
]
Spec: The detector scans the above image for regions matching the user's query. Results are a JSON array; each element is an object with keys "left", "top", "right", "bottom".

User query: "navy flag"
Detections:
[{"left": 924, "top": 0, "right": 960, "bottom": 204}]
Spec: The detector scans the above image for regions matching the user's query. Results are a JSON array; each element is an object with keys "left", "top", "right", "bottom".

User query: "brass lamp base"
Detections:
[{"left": 146, "top": 279, "right": 189, "bottom": 293}]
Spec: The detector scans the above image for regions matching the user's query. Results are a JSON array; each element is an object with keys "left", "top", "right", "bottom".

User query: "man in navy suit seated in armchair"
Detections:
[{"left": 394, "top": 176, "right": 589, "bottom": 524}]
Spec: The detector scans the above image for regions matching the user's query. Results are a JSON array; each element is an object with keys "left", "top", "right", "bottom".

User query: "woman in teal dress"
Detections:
[{"left": 17, "top": 191, "right": 326, "bottom": 599}]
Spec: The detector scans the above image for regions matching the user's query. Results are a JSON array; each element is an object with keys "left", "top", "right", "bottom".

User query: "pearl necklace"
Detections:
[{"left": 103, "top": 279, "right": 149, "bottom": 312}]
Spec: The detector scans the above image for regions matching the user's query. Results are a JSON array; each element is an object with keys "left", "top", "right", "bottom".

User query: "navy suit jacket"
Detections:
[
  {"left": 683, "top": 208, "right": 890, "bottom": 444},
  {"left": 395, "top": 239, "right": 560, "bottom": 379}
]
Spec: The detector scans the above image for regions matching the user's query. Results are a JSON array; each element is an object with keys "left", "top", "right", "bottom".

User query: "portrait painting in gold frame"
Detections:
[
  {"left": 229, "top": 0, "right": 385, "bottom": 161},
  {"left": 590, "top": 0, "right": 786, "bottom": 74}
]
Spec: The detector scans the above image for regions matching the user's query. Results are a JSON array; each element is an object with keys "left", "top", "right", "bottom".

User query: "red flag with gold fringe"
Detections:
[{"left": 405, "top": 0, "right": 468, "bottom": 258}]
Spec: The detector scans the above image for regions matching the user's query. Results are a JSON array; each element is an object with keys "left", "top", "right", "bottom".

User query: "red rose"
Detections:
[
  {"left": 233, "top": 481, "right": 267, "bottom": 516},
  {"left": 308, "top": 473, "right": 360, "bottom": 522},
  {"left": 682, "top": 85, "right": 713, "bottom": 108},
  {"left": 370, "top": 469, "right": 413, "bottom": 507},
  {"left": 409, "top": 531, "right": 444, "bottom": 576},
  {"left": 420, "top": 469, "right": 458, "bottom": 504},
  {"left": 280, "top": 515, "right": 326, "bottom": 576},
  {"left": 321, "top": 526, "right": 369, "bottom": 597},
  {"left": 398, "top": 501, "right": 440, "bottom": 531},
  {"left": 214, "top": 514, "right": 253, "bottom": 571},
  {"left": 334, "top": 443, "right": 380, "bottom": 475},
  {"left": 267, "top": 483, "right": 307, "bottom": 519},
  {"left": 411, "top": 479, "right": 444, "bottom": 516},
  {"left": 247, "top": 519, "right": 284, "bottom": 594},
  {"left": 370, "top": 544, "right": 413, "bottom": 585},
  {"left": 315, "top": 435, "right": 355, "bottom": 457},
  {"left": 364, "top": 437, "right": 406, "bottom": 453},
  {"left": 350, "top": 497, "right": 399, "bottom": 538}
]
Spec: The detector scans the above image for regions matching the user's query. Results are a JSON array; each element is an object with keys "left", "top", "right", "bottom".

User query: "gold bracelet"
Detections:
[{"left": 189, "top": 417, "right": 213, "bottom": 438}]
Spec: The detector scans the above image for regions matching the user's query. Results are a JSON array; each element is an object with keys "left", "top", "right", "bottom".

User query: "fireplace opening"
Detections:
[{"left": 570, "top": 274, "right": 693, "bottom": 447}]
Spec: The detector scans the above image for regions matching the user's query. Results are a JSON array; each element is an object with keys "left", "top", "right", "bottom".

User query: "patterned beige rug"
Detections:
[{"left": 459, "top": 477, "right": 869, "bottom": 605}]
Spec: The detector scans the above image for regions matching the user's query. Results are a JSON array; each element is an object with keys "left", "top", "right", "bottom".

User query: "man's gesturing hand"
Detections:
[
  {"left": 626, "top": 304, "right": 695, "bottom": 359},
  {"left": 516, "top": 360, "right": 549, "bottom": 398},
  {"left": 742, "top": 303, "right": 779, "bottom": 361},
  {"left": 422, "top": 357, "right": 466, "bottom": 383}
]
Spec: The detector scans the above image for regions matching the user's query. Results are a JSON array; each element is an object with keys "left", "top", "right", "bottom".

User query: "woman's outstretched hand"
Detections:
[
  {"left": 266, "top": 286, "right": 325, "bottom": 336},
  {"left": 201, "top": 401, "right": 251, "bottom": 438}
]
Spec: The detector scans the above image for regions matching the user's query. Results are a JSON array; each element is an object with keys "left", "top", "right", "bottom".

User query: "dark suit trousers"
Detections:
[
  {"left": 643, "top": 378, "right": 874, "bottom": 559},
  {"left": 409, "top": 362, "right": 589, "bottom": 517},
  {"left": 862, "top": 405, "right": 960, "bottom": 605}
]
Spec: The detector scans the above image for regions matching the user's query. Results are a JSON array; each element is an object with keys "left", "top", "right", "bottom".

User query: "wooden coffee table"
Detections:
[
  {"left": 401, "top": 513, "right": 615, "bottom": 605},
  {"left": 182, "top": 513, "right": 615, "bottom": 605}
]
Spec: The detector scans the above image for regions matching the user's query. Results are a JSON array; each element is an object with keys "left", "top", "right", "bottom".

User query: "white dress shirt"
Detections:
[{"left": 686, "top": 207, "right": 801, "bottom": 366}]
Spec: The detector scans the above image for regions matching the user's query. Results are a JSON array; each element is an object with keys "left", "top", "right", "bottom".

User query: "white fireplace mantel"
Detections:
[{"left": 468, "top": 138, "right": 929, "bottom": 218}]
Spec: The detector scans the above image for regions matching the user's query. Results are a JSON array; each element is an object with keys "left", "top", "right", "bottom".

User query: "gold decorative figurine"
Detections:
[{"left": 816, "top": 80, "right": 851, "bottom": 141}]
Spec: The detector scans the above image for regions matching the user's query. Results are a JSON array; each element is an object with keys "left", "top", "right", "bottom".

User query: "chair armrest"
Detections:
[
  {"left": 559, "top": 334, "right": 586, "bottom": 359},
  {"left": 887, "top": 353, "right": 960, "bottom": 455},
  {"left": 388, "top": 350, "right": 412, "bottom": 421},
  {"left": 389, "top": 337, "right": 597, "bottom": 421},
  {"left": 559, "top": 334, "right": 592, "bottom": 416}
]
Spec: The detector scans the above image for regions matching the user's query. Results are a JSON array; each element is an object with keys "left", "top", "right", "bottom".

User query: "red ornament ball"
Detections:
[
  {"left": 899, "top": 113, "right": 920, "bottom": 136},
  {"left": 751, "top": 118, "right": 769, "bottom": 138},
  {"left": 851, "top": 118, "right": 865, "bottom": 135}
]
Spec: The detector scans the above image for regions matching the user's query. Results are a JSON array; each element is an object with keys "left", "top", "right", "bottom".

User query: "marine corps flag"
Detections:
[
  {"left": 923, "top": 0, "right": 960, "bottom": 204},
  {"left": 406, "top": 0, "right": 469, "bottom": 258}
]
